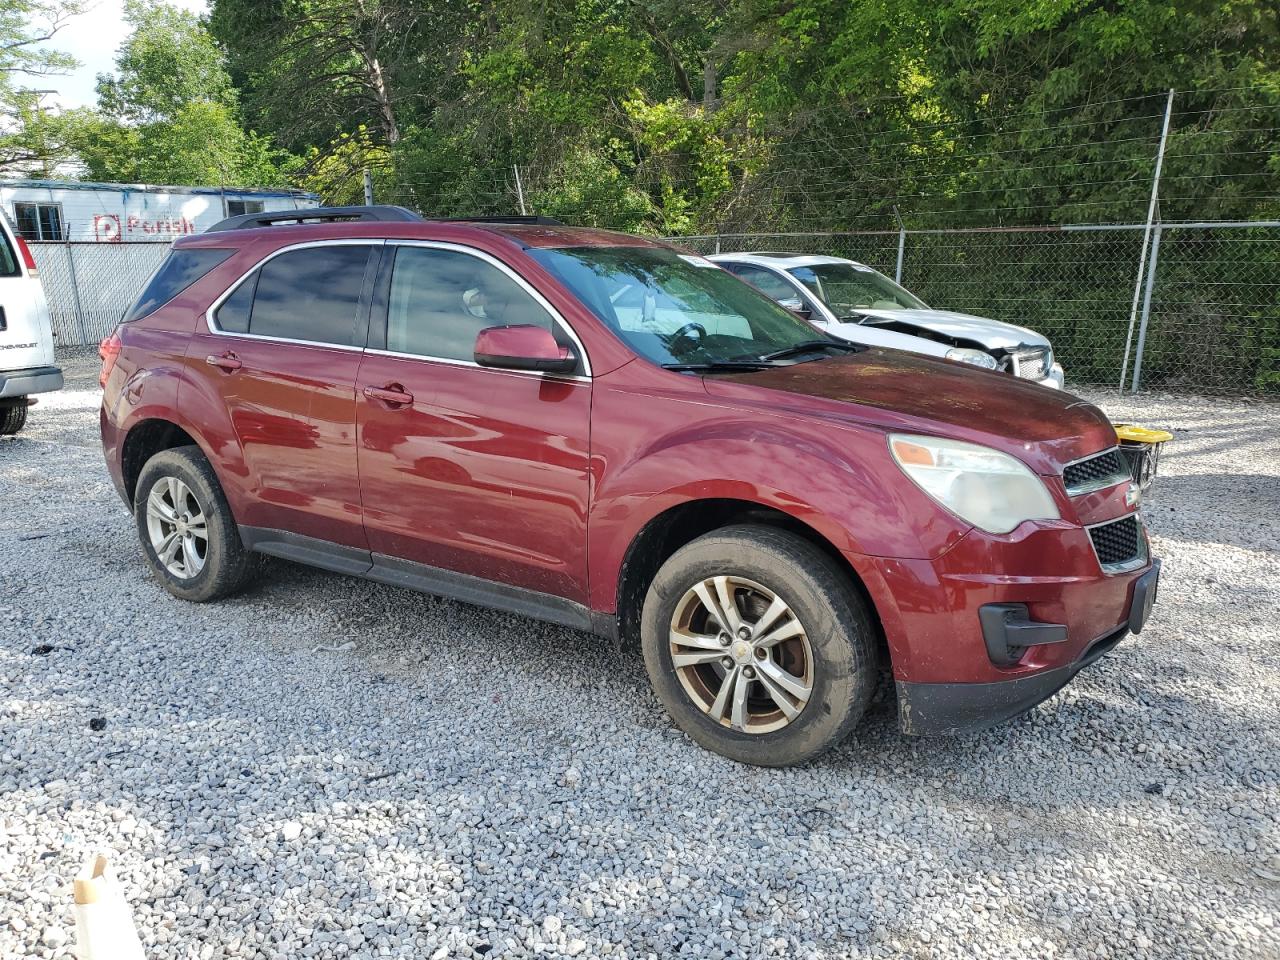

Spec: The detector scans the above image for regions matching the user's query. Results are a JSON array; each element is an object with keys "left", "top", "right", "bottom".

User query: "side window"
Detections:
[
  {"left": 14, "top": 201, "right": 64, "bottom": 241},
  {"left": 225, "top": 199, "right": 265, "bottom": 217},
  {"left": 386, "top": 246, "right": 563, "bottom": 363},
  {"left": 217, "top": 245, "right": 373, "bottom": 345},
  {"left": 726, "top": 264, "right": 798, "bottom": 302}
]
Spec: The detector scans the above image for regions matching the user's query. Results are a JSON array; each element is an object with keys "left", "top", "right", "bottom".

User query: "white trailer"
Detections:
[{"left": 0, "top": 179, "right": 320, "bottom": 243}]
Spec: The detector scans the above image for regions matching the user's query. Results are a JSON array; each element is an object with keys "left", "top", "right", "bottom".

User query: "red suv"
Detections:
[{"left": 100, "top": 206, "right": 1159, "bottom": 766}]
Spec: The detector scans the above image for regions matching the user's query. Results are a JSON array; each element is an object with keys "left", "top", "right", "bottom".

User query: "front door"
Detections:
[
  {"left": 185, "top": 240, "right": 379, "bottom": 549},
  {"left": 356, "top": 242, "right": 592, "bottom": 603}
]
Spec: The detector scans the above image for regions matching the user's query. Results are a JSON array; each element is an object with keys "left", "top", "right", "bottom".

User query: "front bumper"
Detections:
[
  {"left": 897, "top": 560, "right": 1160, "bottom": 734},
  {"left": 0, "top": 365, "right": 63, "bottom": 399},
  {"left": 850, "top": 513, "right": 1159, "bottom": 734}
]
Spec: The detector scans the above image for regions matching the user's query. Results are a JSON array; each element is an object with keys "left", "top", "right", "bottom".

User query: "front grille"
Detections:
[
  {"left": 1012, "top": 347, "right": 1050, "bottom": 380},
  {"left": 1089, "top": 515, "right": 1143, "bottom": 570},
  {"left": 1063, "top": 448, "right": 1129, "bottom": 493}
]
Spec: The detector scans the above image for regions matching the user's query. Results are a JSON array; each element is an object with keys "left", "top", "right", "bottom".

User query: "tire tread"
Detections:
[{"left": 0, "top": 402, "right": 28, "bottom": 435}]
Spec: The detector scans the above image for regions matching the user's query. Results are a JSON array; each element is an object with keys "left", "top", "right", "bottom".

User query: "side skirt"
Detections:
[{"left": 238, "top": 525, "right": 610, "bottom": 637}]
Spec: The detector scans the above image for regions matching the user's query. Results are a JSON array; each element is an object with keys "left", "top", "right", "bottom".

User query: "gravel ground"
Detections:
[{"left": 2, "top": 349, "right": 1278, "bottom": 960}]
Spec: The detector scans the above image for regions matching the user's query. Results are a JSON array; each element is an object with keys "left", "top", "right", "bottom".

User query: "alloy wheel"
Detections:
[
  {"left": 145, "top": 476, "right": 208, "bottom": 579},
  {"left": 669, "top": 575, "right": 814, "bottom": 734}
]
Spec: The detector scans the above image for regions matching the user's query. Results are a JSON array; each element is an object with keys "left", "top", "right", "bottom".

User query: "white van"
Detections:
[{"left": 0, "top": 213, "right": 62, "bottom": 434}]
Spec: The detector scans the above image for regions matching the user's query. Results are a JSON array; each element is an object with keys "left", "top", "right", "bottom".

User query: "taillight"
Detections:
[
  {"left": 98, "top": 331, "right": 122, "bottom": 388},
  {"left": 15, "top": 236, "right": 37, "bottom": 275}
]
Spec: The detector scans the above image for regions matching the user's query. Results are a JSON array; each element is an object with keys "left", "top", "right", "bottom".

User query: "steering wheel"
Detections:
[{"left": 668, "top": 321, "right": 708, "bottom": 353}]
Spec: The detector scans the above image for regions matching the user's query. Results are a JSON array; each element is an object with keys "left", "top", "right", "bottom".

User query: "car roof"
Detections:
[
  {"left": 175, "top": 217, "right": 665, "bottom": 252},
  {"left": 707, "top": 251, "right": 870, "bottom": 270}
]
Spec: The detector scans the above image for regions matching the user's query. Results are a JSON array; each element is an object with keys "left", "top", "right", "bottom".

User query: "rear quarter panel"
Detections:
[{"left": 101, "top": 255, "right": 254, "bottom": 506}]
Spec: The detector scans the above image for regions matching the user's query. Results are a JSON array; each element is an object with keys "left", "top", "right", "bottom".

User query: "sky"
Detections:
[{"left": 44, "top": 0, "right": 210, "bottom": 109}]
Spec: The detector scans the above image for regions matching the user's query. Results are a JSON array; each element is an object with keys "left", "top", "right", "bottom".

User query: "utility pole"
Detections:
[
  {"left": 1119, "top": 89, "right": 1175, "bottom": 393},
  {"left": 363, "top": 168, "right": 374, "bottom": 206},
  {"left": 513, "top": 164, "right": 528, "bottom": 216}
]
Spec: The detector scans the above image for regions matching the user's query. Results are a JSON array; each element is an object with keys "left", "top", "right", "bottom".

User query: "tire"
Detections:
[
  {"left": 640, "top": 524, "right": 876, "bottom": 767},
  {"left": 0, "top": 400, "right": 28, "bottom": 435},
  {"left": 133, "top": 445, "right": 254, "bottom": 603}
]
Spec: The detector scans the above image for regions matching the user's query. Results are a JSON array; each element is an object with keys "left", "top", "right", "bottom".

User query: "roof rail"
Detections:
[
  {"left": 436, "top": 215, "right": 566, "bottom": 226},
  {"left": 204, "top": 204, "right": 424, "bottom": 233}
]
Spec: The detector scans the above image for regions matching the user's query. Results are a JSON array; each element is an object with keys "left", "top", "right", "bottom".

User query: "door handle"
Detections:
[
  {"left": 206, "top": 352, "right": 242, "bottom": 372},
  {"left": 363, "top": 384, "right": 414, "bottom": 406}
]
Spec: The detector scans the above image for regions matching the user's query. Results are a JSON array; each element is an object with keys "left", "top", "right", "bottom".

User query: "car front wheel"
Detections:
[{"left": 640, "top": 524, "right": 877, "bottom": 766}]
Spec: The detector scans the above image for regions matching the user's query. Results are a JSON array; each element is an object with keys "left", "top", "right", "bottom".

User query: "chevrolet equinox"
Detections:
[{"left": 99, "top": 206, "right": 1160, "bottom": 766}]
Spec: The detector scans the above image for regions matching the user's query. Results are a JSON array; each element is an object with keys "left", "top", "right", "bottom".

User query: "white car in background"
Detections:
[
  {"left": 0, "top": 212, "right": 62, "bottom": 434},
  {"left": 710, "top": 252, "right": 1065, "bottom": 389}
]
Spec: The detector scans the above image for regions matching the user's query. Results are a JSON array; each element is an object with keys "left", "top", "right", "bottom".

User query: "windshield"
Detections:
[
  {"left": 530, "top": 246, "right": 836, "bottom": 366},
  {"left": 788, "top": 263, "right": 927, "bottom": 316}
]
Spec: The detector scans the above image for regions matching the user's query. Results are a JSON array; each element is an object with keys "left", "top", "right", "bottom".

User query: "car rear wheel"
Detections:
[
  {"left": 134, "top": 446, "right": 254, "bottom": 602},
  {"left": 640, "top": 524, "right": 876, "bottom": 766},
  {"left": 0, "top": 400, "right": 28, "bottom": 435}
]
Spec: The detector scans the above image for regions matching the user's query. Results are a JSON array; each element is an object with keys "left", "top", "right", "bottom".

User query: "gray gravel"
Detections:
[{"left": 2, "top": 351, "right": 1278, "bottom": 959}]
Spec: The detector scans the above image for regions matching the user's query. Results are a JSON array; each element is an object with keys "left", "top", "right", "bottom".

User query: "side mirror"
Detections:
[
  {"left": 778, "top": 297, "right": 812, "bottom": 319},
  {"left": 474, "top": 324, "right": 577, "bottom": 373}
]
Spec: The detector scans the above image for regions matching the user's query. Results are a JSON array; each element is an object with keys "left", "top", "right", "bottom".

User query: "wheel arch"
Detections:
[
  {"left": 120, "top": 417, "right": 210, "bottom": 506},
  {"left": 613, "top": 498, "right": 886, "bottom": 663}
]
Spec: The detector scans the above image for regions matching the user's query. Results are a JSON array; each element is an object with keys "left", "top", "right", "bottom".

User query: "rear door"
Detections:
[
  {"left": 355, "top": 241, "right": 592, "bottom": 604},
  {"left": 184, "top": 240, "right": 381, "bottom": 550}
]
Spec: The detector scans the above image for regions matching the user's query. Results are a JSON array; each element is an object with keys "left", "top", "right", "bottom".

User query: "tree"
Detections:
[
  {"left": 722, "top": 0, "right": 1280, "bottom": 228},
  {"left": 0, "top": 0, "right": 83, "bottom": 173},
  {"left": 72, "top": 101, "right": 295, "bottom": 185},
  {"left": 75, "top": 0, "right": 296, "bottom": 186},
  {"left": 210, "top": 0, "right": 461, "bottom": 149},
  {"left": 96, "top": 0, "right": 234, "bottom": 123}
]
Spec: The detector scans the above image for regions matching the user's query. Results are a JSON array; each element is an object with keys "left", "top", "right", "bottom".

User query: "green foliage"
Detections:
[
  {"left": 67, "top": 0, "right": 296, "bottom": 187},
  {"left": 0, "top": 1, "right": 84, "bottom": 173},
  {"left": 72, "top": 101, "right": 295, "bottom": 186},
  {"left": 725, "top": 0, "right": 1280, "bottom": 228},
  {"left": 96, "top": 0, "right": 234, "bottom": 123}
]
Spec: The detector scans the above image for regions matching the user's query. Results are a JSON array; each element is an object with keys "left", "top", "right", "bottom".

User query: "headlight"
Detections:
[
  {"left": 888, "top": 434, "right": 1060, "bottom": 534},
  {"left": 944, "top": 347, "right": 998, "bottom": 370}
]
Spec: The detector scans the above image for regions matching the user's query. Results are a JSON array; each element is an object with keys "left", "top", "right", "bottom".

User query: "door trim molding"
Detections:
[{"left": 238, "top": 525, "right": 607, "bottom": 636}]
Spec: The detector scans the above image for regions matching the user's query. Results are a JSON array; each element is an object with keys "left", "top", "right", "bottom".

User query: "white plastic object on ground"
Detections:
[{"left": 73, "top": 855, "right": 146, "bottom": 960}]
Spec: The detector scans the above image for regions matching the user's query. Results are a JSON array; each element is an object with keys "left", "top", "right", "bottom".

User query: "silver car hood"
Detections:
[{"left": 852, "top": 308, "right": 1051, "bottom": 352}]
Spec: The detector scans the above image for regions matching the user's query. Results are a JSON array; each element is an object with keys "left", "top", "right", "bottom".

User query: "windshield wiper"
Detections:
[
  {"left": 759, "top": 340, "right": 863, "bottom": 362},
  {"left": 662, "top": 359, "right": 780, "bottom": 372}
]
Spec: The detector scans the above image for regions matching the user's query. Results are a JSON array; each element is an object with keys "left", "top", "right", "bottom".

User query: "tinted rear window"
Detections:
[{"left": 124, "top": 248, "right": 235, "bottom": 322}]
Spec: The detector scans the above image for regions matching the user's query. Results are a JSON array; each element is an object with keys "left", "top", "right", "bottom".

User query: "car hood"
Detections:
[
  {"left": 852, "top": 308, "right": 1050, "bottom": 351},
  {"left": 703, "top": 349, "right": 1112, "bottom": 474}
]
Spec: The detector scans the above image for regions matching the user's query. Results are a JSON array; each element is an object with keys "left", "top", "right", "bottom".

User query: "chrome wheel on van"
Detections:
[
  {"left": 669, "top": 575, "right": 814, "bottom": 735},
  {"left": 145, "top": 476, "right": 208, "bottom": 578}
]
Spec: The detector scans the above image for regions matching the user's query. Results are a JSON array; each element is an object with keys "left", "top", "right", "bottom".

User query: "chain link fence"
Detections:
[
  {"left": 30, "top": 242, "right": 168, "bottom": 347},
  {"left": 675, "top": 221, "right": 1280, "bottom": 394}
]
